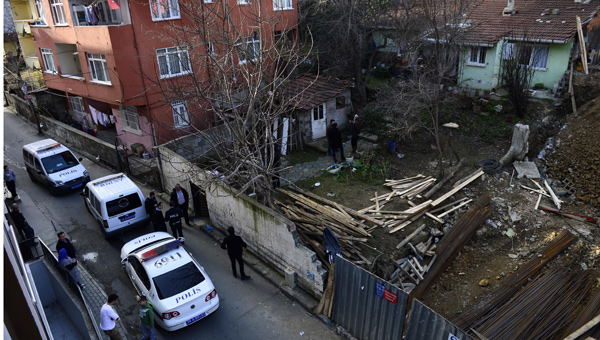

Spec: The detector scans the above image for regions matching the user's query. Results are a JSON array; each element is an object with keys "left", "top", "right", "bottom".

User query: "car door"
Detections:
[
  {"left": 34, "top": 158, "right": 46, "bottom": 184},
  {"left": 126, "top": 256, "right": 151, "bottom": 298}
]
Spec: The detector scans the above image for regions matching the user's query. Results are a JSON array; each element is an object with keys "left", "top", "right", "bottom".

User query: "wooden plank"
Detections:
[
  {"left": 385, "top": 190, "right": 397, "bottom": 201},
  {"left": 383, "top": 175, "right": 425, "bottom": 186},
  {"left": 530, "top": 179, "right": 547, "bottom": 193},
  {"left": 374, "top": 192, "right": 380, "bottom": 214},
  {"left": 423, "top": 159, "right": 464, "bottom": 199},
  {"left": 407, "top": 260, "right": 424, "bottom": 280},
  {"left": 432, "top": 170, "right": 484, "bottom": 207},
  {"left": 520, "top": 185, "right": 552, "bottom": 198},
  {"left": 563, "top": 313, "right": 600, "bottom": 340},
  {"left": 569, "top": 61, "right": 578, "bottom": 115},
  {"left": 407, "top": 201, "right": 443, "bottom": 223},
  {"left": 577, "top": 16, "right": 589, "bottom": 75},
  {"left": 429, "top": 197, "right": 469, "bottom": 214},
  {"left": 534, "top": 194, "right": 542, "bottom": 210},
  {"left": 544, "top": 180, "right": 561, "bottom": 210},
  {"left": 436, "top": 199, "right": 473, "bottom": 218},
  {"left": 403, "top": 200, "right": 433, "bottom": 214}
]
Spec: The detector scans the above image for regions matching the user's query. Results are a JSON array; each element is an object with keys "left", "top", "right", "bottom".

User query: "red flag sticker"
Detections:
[{"left": 107, "top": 0, "right": 120, "bottom": 10}]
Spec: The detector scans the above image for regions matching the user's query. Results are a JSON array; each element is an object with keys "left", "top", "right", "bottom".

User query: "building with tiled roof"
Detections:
[{"left": 458, "top": 0, "right": 600, "bottom": 91}]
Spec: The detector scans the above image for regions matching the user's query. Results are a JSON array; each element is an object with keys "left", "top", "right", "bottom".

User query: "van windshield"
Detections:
[
  {"left": 152, "top": 262, "right": 205, "bottom": 300},
  {"left": 106, "top": 193, "right": 142, "bottom": 217},
  {"left": 41, "top": 151, "right": 79, "bottom": 174}
]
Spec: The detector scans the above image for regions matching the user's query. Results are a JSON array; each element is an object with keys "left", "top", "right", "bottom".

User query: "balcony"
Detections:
[
  {"left": 69, "top": 0, "right": 131, "bottom": 26},
  {"left": 54, "top": 43, "right": 84, "bottom": 80}
]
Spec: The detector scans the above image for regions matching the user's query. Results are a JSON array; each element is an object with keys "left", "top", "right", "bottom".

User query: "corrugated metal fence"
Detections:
[
  {"left": 332, "top": 255, "right": 473, "bottom": 340},
  {"left": 332, "top": 256, "right": 408, "bottom": 340},
  {"left": 405, "top": 300, "right": 472, "bottom": 340}
]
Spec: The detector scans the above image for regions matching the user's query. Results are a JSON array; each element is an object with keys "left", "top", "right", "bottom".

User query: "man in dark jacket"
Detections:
[
  {"left": 220, "top": 226, "right": 250, "bottom": 280},
  {"left": 56, "top": 231, "right": 78, "bottom": 261},
  {"left": 164, "top": 201, "right": 183, "bottom": 238},
  {"left": 10, "top": 203, "right": 36, "bottom": 245},
  {"left": 329, "top": 123, "right": 345, "bottom": 164},
  {"left": 151, "top": 202, "right": 167, "bottom": 233},
  {"left": 326, "top": 119, "right": 335, "bottom": 156},
  {"left": 144, "top": 191, "right": 157, "bottom": 216},
  {"left": 350, "top": 119, "right": 361, "bottom": 156},
  {"left": 170, "top": 184, "right": 190, "bottom": 226}
]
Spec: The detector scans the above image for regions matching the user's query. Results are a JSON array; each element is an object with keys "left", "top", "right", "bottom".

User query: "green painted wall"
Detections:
[
  {"left": 459, "top": 39, "right": 574, "bottom": 92},
  {"left": 373, "top": 30, "right": 400, "bottom": 54}
]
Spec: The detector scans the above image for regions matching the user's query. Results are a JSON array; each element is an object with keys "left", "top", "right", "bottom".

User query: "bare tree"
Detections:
[
  {"left": 375, "top": 0, "right": 481, "bottom": 176},
  {"left": 499, "top": 35, "right": 546, "bottom": 118},
  {"left": 141, "top": 0, "right": 312, "bottom": 207}
]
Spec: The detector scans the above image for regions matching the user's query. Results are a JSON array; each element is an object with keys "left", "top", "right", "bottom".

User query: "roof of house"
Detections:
[
  {"left": 285, "top": 74, "right": 352, "bottom": 111},
  {"left": 463, "top": 0, "right": 600, "bottom": 45}
]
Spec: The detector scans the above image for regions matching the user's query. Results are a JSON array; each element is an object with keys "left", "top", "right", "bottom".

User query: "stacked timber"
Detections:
[
  {"left": 409, "top": 194, "right": 491, "bottom": 300},
  {"left": 276, "top": 188, "right": 377, "bottom": 268},
  {"left": 563, "top": 289, "right": 600, "bottom": 340}
]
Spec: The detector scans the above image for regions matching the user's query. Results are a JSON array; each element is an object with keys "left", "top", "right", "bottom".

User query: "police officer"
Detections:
[{"left": 164, "top": 201, "right": 183, "bottom": 238}]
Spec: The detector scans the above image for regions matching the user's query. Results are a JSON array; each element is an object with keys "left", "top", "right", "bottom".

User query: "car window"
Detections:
[
  {"left": 106, "top": 193, "right": 142, "bottom": 217},
  {"left": 129, "top": 256, "right": 151, "bottom": 290},
  {"left": 153, "top": 262, "right": 205, "bottom": 300},
  {"left": 34, "top": 158, "right": 43, "bottom": 171},
  {"left": 23, "top": 150, "right": 31, "bottom": 164},
  {"left": 41, "top": 151, "right": 79, "bottom": 174}
]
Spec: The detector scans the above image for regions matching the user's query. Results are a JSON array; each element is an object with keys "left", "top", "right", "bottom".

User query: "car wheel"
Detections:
[{"left": 27, "top": 170, "right": 37, "bottom": 183}]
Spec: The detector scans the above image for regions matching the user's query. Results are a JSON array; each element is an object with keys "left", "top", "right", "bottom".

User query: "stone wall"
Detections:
[
  {"left": 157, "top": 144, "right": 326, "bottom": 297},
  {"left": 40, "top": 115, "right": 120, "bottom": 169}
]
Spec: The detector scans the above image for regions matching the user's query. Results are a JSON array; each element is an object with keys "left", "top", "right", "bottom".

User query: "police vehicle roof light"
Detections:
[
  {"left": 34, "top": 141, "right": 61, "bottom": 152},
  {"left": 141, "top": 240, "right": 182, "bottom": 261},
  {"left": 92, "top": 173, "right": 126, "bottom": 186}
]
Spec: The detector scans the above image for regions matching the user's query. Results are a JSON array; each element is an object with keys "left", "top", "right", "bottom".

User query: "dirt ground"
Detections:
[{"left": 291, "top": 75, "right": 600, "bottom": 336}]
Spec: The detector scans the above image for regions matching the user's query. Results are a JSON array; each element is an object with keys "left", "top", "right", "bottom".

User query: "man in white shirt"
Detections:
[{"left": 100, "top": 294, "right": 121, "bottom": 339}]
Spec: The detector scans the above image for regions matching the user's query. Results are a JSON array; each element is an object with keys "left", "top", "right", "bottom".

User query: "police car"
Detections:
[{"left": 120, "top": 232, "right": 219, "bottom": 331}]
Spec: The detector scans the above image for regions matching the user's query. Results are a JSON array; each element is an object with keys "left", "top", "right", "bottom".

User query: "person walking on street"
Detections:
[
  {"left": 350, "top": 119, "right": 361, "bottom": 156},
  {"left": 152, "top": 202, "right": 167, "bottom": 233},
  {"left": 164, "top": 201, "right": 183, "bottom": 238},
  {"left": 220, "top": 226, "right": 250, "bottom": 280},
  {"left": 326, "top": 119, "right": 335, "bottom": 156},
  {"left": 58, "top": 248, "right": 86, "bottom": 289},
  {"left": 4, "top": 165, "right": 19, "bottom": 201},
  {"left": 170, "top": 184, "right": 191, "bottom": 226},
  {"left": 329, "top": 123, "right": 345, "bottom": 164},
  {"left": 56, "top": 231, "right": 78, "bottom": 261},
  {"left": 137, "top": 295, "right": 156, "bottom": 340},
  {"left": 100, "top": 294, "right": 121, "bottom": 340},
  {"left": 144, "top": 191, "right": 157, "bottom": 216},
  {"left": 10, "top": 203, "right": 36, "bottom": 245}
]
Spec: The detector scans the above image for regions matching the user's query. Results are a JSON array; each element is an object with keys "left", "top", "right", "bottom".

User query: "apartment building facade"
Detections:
[{"left": 30, "top": 0, "right": 298, "bottom": 154}]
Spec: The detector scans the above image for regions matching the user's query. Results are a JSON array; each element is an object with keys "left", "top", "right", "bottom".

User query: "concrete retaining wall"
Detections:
[
  {"left": 157, "top": 143, "right": 326, "bottom": 297},
  {"left": 40, "top": 116, "right": 120, "bottom": 169}
]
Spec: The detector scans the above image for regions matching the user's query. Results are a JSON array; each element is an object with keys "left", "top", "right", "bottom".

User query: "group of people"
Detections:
[
  {"left": 99, "top": 293, "right": 155, "bottom": 340},
  {"left": 144, "top": 184, "right": 191, "bottom": 238},
  {"left": 326, "top": 115, "right": 361, "bottom": 164}
]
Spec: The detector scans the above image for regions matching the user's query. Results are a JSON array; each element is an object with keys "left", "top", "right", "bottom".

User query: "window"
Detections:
[
  {"left": 468, "top": 46, "right": 486, "bottom": 66},
  {"left": 120, "top": 106, "right": 140, "bottom": 131},
  {"left": 106, "top": 193, "right": 142, "bottom": 217},
  {"left": 152, "top": 262, "right": 205, "bottom": 300},
  {"left": 312, "top": 104, "right": 324, "bottom": 120},
  {"left": 50, "top": 0, "right": 66, "bottom": 24},
  {"left": 503, "top": 42, "right": 515, "bottom": 60},
  {"left": 87, "top": 53, "right": 111, "bottom": 84},
  {"left": 69, "top": 96, "right": 85, "bottom": 113},
  {"left": 237, "top": 33, "right": 260, "bottom": 63},
  {"left": 519, "top": 44, "right": 549, "bottom": 70},
  {"left": 172, "top": 101, "right": 190, "bottom": 127},
  {"left": 336, "top": 96, "right": 345, "bottom": 109},
  {"left": 41, "top": 48, "right": 57, "bottom": 74},
  {"left": 273, "top": 0, "right": 292, "bottom": 10},
  {"left": 129, "top": 257, "right": 151, "bottom": 290},
  {"left": 237, "top": 0, "right": 249, "bottom": 4},
  {"left": 35, "top": 0, "right": 47, "bottom": 24},
  {"left": 41, "top": 151, "right": 79, "bottom": 174},
  {"left": 149, "top": 0, "right": 180, "bottom": 21},
  {"left": 156, "top": 46, "right": 191, "bottom": 78}
]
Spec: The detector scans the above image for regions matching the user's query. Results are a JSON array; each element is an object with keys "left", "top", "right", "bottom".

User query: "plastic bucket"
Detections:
[{"left": 388, "top": 141, "right": 396, "bottom": 153}]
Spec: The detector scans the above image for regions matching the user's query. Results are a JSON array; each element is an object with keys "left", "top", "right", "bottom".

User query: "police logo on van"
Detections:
[{"left": 59, "top": 169, "right": 78, "bottom": 177}]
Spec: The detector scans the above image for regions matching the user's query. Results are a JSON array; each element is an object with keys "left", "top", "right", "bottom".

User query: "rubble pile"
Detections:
[{"left": 546, "top": 103, "right": 600, "bottom": 205}]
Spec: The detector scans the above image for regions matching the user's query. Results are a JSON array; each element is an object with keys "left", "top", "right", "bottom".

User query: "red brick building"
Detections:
[{"left": 30, "top": 0, "right": 298, "bottom": 154}]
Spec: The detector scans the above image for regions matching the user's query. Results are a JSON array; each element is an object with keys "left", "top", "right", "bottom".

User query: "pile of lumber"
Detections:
[
  {"left": 315, "top": 263, "right": 335, "bottom": 317},
  {"left": 388, "top": 228, "right": 438, "bottom": 294},
  {"left": 357, "top": 170, "right": 484, "bottom": 235},
  {"left": 276, "top": 188, "right": 381, "bottom": 268}
]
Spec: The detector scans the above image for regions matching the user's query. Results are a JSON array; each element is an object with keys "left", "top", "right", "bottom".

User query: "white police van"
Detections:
[
  {"left": 82, "top": 173, "right": 150, "bottom": 237},
  {"left": 120, "top": 232, "right": 219, "bottom": 331},
  {"left": 22, "top": 139, "right": 90, "bottom": 194}
]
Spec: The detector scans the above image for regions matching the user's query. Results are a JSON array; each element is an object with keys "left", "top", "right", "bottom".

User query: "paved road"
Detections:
[{"left": 4, "top": 109, "right": 340, "bottom": 340}]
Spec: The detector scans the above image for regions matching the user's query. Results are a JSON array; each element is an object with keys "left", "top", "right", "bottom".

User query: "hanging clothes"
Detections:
[
  {"left": 86, "top": 6, "right": 98, "bottom": 25},
  {"left": 107, "top": 0, "right": 120, "bottom": 10},
  {"left": 99, "top": 111, "right": 107, "bottom": 126},
  {"left": 109, "top": 115, "right": 115, "bottom": 124},
  {"left": 84, "top": 6, "right": 91, "bottom": 22},
  {"left": 93, "top": 4, "right": 102, "bottom": 22},
  {"left": 89, "top": 105, "right": 99, "bottom": 125}
]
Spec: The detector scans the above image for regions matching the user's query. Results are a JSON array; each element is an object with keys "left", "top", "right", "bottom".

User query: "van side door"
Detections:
[{"left": 34, "top": 158, "right": 46, "bottom": 183}]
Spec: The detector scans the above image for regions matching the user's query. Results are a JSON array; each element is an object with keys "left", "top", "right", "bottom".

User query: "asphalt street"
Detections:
[{"left": 3, "top": 109, "right": 341, "bottom": 340}]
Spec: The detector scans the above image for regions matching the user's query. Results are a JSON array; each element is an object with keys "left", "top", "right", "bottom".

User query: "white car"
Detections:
[{"left": 120, "top": 232, "right": 219, "bottom": 331}]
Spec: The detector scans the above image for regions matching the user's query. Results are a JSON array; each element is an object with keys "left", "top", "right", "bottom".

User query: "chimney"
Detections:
[{"left": 503, "top": 0, "right": 515, "bottom": 16}]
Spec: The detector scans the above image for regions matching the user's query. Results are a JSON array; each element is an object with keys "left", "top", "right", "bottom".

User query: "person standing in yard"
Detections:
[
  {"left": 326, "top": 119, "right": 336, "bottom": 156},
  {"left": 137, "top": 295, "right": 155, "bottom": 340},
  {"left": 152, "top": 202, "right": 167, "bottom": 232},
  {"left": 144, "top": 191, "right": 157, "bottom": 216},
  {"left": 100, "top": 294, "right": 121, "bottom": 340},
  {"left": 329, "top": 123, "right": 345, "bottom": 164},
  {"left": 170, "top": 184, "right": 191, "bottom": 226},
  {"left": 4, "top": 165, "right": 19, "bottom": 201},
  {"left": 164, "top": 201, "right": 183, "bottom": 238},
  {"left": 221, "top": 226, "right": 250, "bottom": 280},
  {"left": 350, "top": 119, "right": 361, "bottom": 156},
  {"left": 58, "top": 248, "right": 86, "bottom": 289}
]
